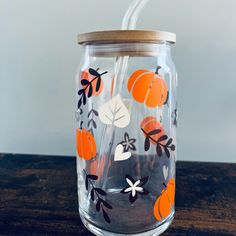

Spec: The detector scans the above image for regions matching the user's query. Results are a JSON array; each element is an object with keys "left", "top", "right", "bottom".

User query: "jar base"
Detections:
[{"left": 80, "top": 211, "right": 174, "bottom": 236}]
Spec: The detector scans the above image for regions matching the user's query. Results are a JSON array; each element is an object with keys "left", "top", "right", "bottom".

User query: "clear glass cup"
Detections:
[{"left": 75, "top": 30, "right": 177, "bottom": 236}]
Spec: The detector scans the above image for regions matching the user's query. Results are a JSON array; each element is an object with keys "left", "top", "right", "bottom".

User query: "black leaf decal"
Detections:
[
  {"left": 88, "top": 85, "right": 93, "bottom": 98},
  {"left": 170, "top": 144, "right": 175, "bottom": 151},
  {"left": 88, "top": 110, "right": 92, "bottom": 117},
  {"left": 89, "top": 68, "right": 100, "bottom": 77},
  {"left": 81, "top": 79, "right": 89, "bottom": 85},
  {"left": 87, "top": 175, "right": 98, "bottom": 180},
  {"left": 148, "top": 129, "right": 161, "bottom": 136},
  {"left": 157, "top": 135, "right": 168, "bottom": 142},
  {"left": 91, "top": 120, "right": 96, "bottom": 128},
  {"left": 85, "top": 177, "right": 89, "bottom": 190},
  {"left": 101, "top": 200, "right": 113, "bottom": 209},
  {"left": 96, "top": 199, "right": 101, "bottom": 212},
  {"left": 144, "top": 136, "right": 150, "bottom": 151},
  {"left": 164, "top": 146, "right": 170, "bottom": 158},
  {"left": 166, "top": 138, "right": 173, "bottom": 146},
  {"left": 87, "top": 119, "right": 92, "bottom": 128},
  {"left": 88, "top": 109, "right": 98, "bottom": 117},
  {"left": 93, "top": 109, "right": 98, "bottom": 116},
  {"left": 82, "top": 94, "right": 86, "bottom": 105},
  {"left": 102, "top": 209, "right": 111, "bottom": 223},
  {"left": 94, "top": 188, "right": 106, "bottom": 196},
  {"left": 156, "top": 144, "right": 162, "bottom": 157},
  {"left": 78, "top": 89, "right": 84, "bottom": 95},
  {"left": 91, "top": 188, "right": 95, "bottom": 201},
  {"left": 96, "top": 76, "right": 101, "bottom": 92},
  {"left": 77, "top": 98, "right": 82, "bottom": 109},
  {"left": 129, "top": 193, "right": 137, "bottom": 203}
]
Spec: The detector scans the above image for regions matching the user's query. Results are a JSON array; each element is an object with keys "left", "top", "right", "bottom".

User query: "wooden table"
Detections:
[{"left": 0, "top": 154, "right": 235, "bottom": 235}]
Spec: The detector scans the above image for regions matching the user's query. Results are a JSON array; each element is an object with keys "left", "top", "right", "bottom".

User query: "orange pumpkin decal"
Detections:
[
  {"left": 140, "top": 116, "right": 165, "bottom": 145},
  {"left": 127, "top": 66, "right": 168, "bottom": 107},
  {"left": 81, "top": 69, "right": 104, "bottom": 96},
  {"left": 153, "top": 179, "right": 175, "bottom": 221},
  {"left": 76, "top": 122, "right": 96, "bottom": 160}
]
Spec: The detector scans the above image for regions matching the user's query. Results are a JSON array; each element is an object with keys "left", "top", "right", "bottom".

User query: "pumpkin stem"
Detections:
[
  {"left": 155, "top": 66, "right": 162, "bottom": 74},
  {"left": 80, "top": 121, "right": 83, "bottom": 129}
]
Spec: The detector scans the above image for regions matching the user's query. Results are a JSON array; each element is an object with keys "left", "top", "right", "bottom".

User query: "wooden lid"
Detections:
[{"left": 78, "top": 30, "right": 176, "bottom": 45}]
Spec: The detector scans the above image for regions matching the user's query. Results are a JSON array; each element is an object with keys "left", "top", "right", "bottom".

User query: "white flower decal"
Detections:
[{"left": 120, "top": 175, "right": 149, "bottom": 203}]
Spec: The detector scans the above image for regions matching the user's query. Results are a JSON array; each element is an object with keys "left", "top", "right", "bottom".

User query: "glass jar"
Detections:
[{"left": 75, "top": 30, "right": 177, "bottom": 236}]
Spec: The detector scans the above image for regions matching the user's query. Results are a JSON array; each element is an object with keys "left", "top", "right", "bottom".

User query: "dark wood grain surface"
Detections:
[{"left": 0, "top": 154, "right": 235, "bottom": 236}]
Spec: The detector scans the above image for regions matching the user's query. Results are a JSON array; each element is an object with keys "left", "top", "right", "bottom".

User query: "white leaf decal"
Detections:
[
  {"left": 98, "top": 94, "right": 130, "bottom": 128},
  {"left": 163, "top": 165, "right": 169, "bottom": 181},
  {"left": 114, "top": 144, "right": 131, "bottom": 161}
]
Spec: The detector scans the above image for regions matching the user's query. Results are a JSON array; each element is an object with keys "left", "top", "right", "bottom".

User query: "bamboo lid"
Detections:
[{"left": 78, "top": 30, "right": 176, "bottom": 45}]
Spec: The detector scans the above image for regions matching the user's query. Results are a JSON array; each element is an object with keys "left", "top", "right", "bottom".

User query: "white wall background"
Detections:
[{"left": 0, "top": 0, "right": 236, "bottom": 162}]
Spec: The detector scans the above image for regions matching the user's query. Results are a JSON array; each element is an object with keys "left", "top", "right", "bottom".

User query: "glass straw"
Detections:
[
  {"left": 98, "top": 0, "right": 150, "bottom": 189},
  {"left": 121, "top": 0, "right": 150, "bottom": 30},
  {"left": 114, "top": 0, "right": 151, "bottom": 97}
]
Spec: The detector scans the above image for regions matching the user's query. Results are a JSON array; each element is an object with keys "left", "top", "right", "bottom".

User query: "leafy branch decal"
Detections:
[
  {"left": 83, "top": 170, "right": 112, "bottom": 223},
  {"left": 77, "top": 68, "right": 108, "bottom": 109},
  {"left": 141, "top": 128, "right": 175, "bottom": 158},
  {"left": 87, "top": 108, "right": 98, "bottom": 129}
]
